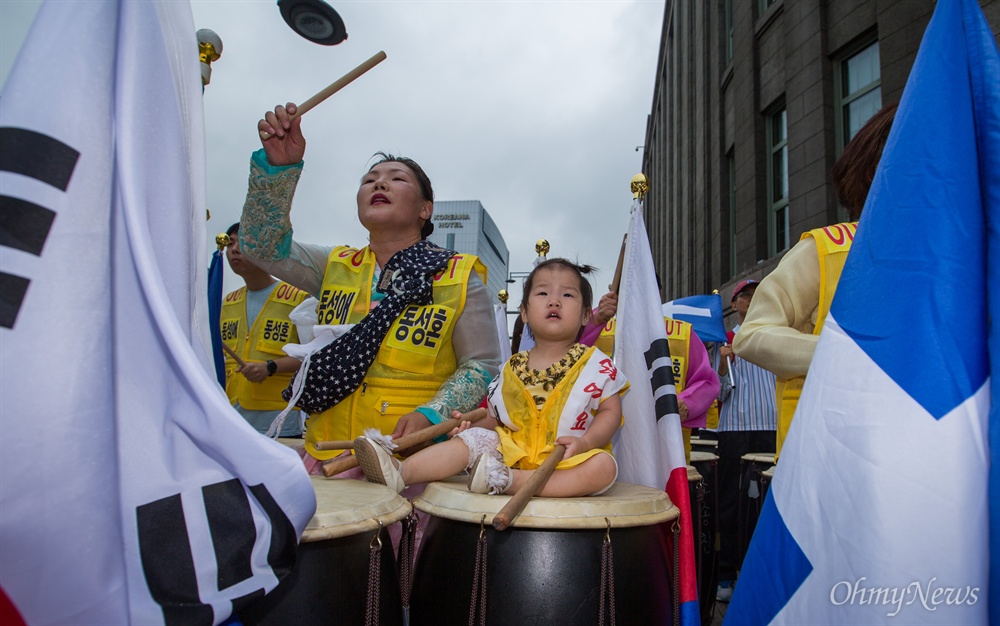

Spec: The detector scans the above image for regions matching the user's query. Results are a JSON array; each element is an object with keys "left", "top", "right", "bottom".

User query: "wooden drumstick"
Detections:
[
  {"left": 259, "top": 50, "right": 387, "bottom": 140},
  {"left": 314, "top": 440, "right": 354, "bottom": 451},
  {"left": 221, "top": 342, "right": 246, "bottom": 368},
  {"left": 492, "top": 444, "right": 566, "bottom": 531},
  {"left": 321, "top": 407, "right": 488, "bottom": 477}
]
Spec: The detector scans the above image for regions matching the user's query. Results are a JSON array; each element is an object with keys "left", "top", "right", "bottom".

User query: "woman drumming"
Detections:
[{"left": 238, "top": 102, "right": 502, "bottom": 473}]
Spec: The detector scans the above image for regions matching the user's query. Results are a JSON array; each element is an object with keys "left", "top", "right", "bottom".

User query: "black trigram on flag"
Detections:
[
  {"left": 136, "top": 479, "right": 297, "bottom": 626},
  {"left": 644, "top": 337, "right": 680, "bottom": 421},
  {"left": 0, "top": 127, "right": 79, "bottom": 329}
]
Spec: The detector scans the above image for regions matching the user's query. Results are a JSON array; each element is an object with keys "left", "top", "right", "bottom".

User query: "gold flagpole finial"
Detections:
[
  {"left": 498, "top": 289, "right": 509, "bottom": 304},
  {"left": 535, "top": 239, "right": 550, "bottom": 257},
  {"left": 215, "top": 233, "right": 230, "bottom": 251},
  {"left": 712, "top": 289, "right": 720, "bottom": 295},
  {"left": 631, "top": 174, "right": 648, "bottom": 200},
  {"left": 197, "top": 29, "right": 223, "bottom": 87}
]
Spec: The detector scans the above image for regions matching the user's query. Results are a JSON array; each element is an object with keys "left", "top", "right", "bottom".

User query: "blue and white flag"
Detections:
[
  {"left": 208, "top": 247, "right": 227, "bottom": 387},
  {"left": 727, "top": 0, "right": 998, "bottom": 623},
  {"left": 0, "top": 2, "right": 315, "bottom": 624},
  {"left": 661, "top": 294, "right": 727, "bottom": 343}
]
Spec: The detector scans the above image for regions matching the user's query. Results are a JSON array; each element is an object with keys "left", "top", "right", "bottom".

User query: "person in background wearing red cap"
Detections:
[
  {"left": 732, "top": 103, "right": 897, "bottom": 460},
  {"left": 714, "top": 279, "right": 777, "bottom": 602}
]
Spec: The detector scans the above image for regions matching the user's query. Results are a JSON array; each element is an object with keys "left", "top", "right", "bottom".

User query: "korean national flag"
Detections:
[{"left": 0, "top": 2, "right": 315, "bottom": 625}]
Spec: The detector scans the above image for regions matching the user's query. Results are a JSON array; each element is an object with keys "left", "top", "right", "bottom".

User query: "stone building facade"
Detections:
[{"left": 641, "top": 0, "right": 999, "bottom": 324}]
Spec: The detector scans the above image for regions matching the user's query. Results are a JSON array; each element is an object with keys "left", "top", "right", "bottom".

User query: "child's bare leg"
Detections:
[
  {"left": 507, "top": 453, "right": 617, "bottom": 497},
  {"left": 399, "top": 437, "right": 471, "bottom": 485}
]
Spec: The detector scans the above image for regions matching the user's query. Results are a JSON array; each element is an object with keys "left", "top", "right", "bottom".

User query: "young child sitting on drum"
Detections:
[{"left": 355, "top": 258, "right": 629, "bottom": 497}]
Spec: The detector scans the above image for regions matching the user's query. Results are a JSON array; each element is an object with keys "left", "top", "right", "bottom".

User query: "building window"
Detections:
[
  {"left": 837, "top": 40, "right": 881, "bottom": 150},
  {"left": 760, "top": 0, "right": 779, "bottom": 12},
  {"left": 727, "top": 151, "right": 736, "bottom": 278},
  {"left": 767, "top": 106, "right": 788, "bottom": 254},
  {"left": 446, "top": 233, "right": 455, "bottom": 250},
  {"left": 725, "top": 0, "right": 733, "bottom": 63}
]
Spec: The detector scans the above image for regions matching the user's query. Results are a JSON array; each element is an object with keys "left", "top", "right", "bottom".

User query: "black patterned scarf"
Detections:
[{"left": 283, "top": 240, "right": 455, "bottom": 414}]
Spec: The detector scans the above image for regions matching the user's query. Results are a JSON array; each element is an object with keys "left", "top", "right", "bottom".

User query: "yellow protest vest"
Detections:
[
  {"left": 221, "top": 282, "right": 308, "bottom": 410},
  {"left": 595, "top": 317, "right": 691, "bottom": 391},
  {"left": 775, "top": 222, "right": 857, "bottom": 458},
  {"left": 306, "top": 245, "right": 487, "bottom": 459},
  {"left": 597, "top": 317, "right": 695, "bottom": 461}
]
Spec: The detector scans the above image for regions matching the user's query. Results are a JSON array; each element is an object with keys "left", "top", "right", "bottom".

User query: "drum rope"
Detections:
[
  {"left": 672, "top": 520, "right": 681, "bottom": 626},
  {"left": 364, "top": 519, "right": 383, "bottom": 626},
  {"left": 598, "top": 518, "right": 617, "bottom": 626},
  {"left": 399, "top": 511, "right": 419, "bottom": 617},
  {"left": 468, "top": 515, "right": 488, "bottom": 626}
]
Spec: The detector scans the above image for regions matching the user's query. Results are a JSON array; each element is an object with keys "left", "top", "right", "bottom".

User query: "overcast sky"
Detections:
[{"left": 3, "top": 0, "right": 664, "bottom": 310}]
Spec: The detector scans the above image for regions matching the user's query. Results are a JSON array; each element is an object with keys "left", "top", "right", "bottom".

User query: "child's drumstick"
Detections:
[
  {"left": 259, "top": 50, "right": 387, "bottom": 140},
  {"left": 314, "top": 440, "right": 354, "bottom": 451},
  {"left": 492, "top": 444, "right": 566, "bottom": 531},
  {"left": 321, "top": 407, "right": 488, "bottom": 477}
]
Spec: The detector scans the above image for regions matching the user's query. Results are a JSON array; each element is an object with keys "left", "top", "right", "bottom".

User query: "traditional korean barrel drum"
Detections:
[
  {"left": 738, "top": 452, "right": 776, "bottom": 567},
  {"left": 690, "top": 450, "right": 720, "bottom": 623},
  {"left": 760, "top": 465, "right": 776, "bottom": 498},
  {"left": 408, "top": 478, "right": 679, "bottom": 625},
  {"left": 689, "top": 436, "right": 718, "bottom": 454},
  {"left": 240, "top": 477, "right": 411, "bottom": 626}
]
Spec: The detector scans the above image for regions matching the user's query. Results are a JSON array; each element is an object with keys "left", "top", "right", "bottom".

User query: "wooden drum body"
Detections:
[
  {"left": 690, "top": 450, "right": 720, "bottom": 624},
  {"left": 241, "top": 477, "right": 411, "bottom": 626},
  {"left": 738, "top": 452, "right": 775, "bottom": 568},
  {"left": 409, "top": 478, "right": 679, "bottom": 625}
]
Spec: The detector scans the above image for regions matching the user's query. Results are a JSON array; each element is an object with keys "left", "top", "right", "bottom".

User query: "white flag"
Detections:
[
  {"left": 0, "top": 2, "right": 316, "bottom": 625},
  {"left": 612, "top": 198, "right": 700, "bottom": 624},
  {"left": 494, "top": 303, "right": 512, "bottom": 362}
]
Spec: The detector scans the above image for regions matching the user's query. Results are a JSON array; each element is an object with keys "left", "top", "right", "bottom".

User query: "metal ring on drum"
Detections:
[
  {"left": 409, "top": 478, "right": 680, "bottom": 625},
  {"left": 240, "top": 477, "right": 411, "bottom": 626}
]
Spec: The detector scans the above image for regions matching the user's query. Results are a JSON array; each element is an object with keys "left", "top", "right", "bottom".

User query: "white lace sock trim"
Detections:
[{"left": 456, "top": 428, "right": 502, "bottom": 468}]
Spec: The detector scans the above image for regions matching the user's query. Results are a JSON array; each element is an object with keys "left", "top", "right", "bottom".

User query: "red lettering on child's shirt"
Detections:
[
  {"left": 570, "top": 412, "right": 589, "bottom": 431},
  {"left": 584, "top": 382, "right": 602, "bottom": 399},
  {"left": 599, "top": 359, "right": 617, "bottom": 381}
]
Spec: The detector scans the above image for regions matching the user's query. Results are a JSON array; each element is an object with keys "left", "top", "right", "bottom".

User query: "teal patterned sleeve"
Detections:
[
  {"left": 239, "top": 149, "right": 303, "bottom": 262},
  {"left": 420, "top": 360, "right": 495, "bottom": 419}
]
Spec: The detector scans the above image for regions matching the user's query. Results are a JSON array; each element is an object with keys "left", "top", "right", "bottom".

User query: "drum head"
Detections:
[
  {"left": 741, "top": 452, "right": 776, "bottom": 464},
  {"left": 413, "top": 478, "right": 678, "bottom": 530},
  {"left": 303, "top": 477, "right": 410, "bottom": 542},
  {"left": 686, "top": 465, "right": 703, "bottom": 482},
  {"left": 690, "top": 450, "right": 718, "bottom": 463}
]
